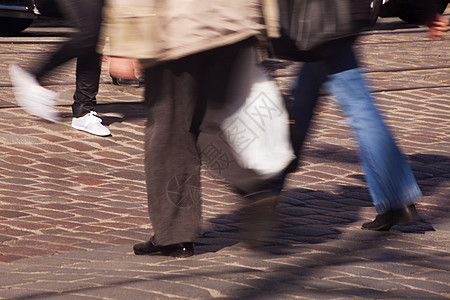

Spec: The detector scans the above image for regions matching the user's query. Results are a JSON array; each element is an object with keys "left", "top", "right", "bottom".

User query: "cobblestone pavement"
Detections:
[{"left": 0, "top": 16, "right": 449, "bottom": 300}]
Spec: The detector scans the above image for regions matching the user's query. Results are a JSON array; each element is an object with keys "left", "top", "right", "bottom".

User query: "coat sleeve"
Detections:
[{"left": 261, "top": 0, "right": 281, "bottom": 38}]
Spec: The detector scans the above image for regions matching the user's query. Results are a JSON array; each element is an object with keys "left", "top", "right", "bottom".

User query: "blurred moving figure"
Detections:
[
  {"left": 286, "top": 9, "right": 448, "bottom": 231},
  {"left": 9, "top": 0, "right": 110, "bottom": 136},
  {"left": 131, "top": 0, "right": 290, "bottom": 257},
  {"left": 426, "top": 13, "right": 449, "bottom": 40}
]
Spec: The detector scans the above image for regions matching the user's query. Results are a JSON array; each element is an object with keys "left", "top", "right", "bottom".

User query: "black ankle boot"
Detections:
[{"left": 362, "top": 204, "right": 418, "bottom": 231}]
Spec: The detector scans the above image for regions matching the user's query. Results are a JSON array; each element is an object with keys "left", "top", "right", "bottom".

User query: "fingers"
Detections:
[{"left": 427, "top": 15, "right": 449, "bottom": 40}]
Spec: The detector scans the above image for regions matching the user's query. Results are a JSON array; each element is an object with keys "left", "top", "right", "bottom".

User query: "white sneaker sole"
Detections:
[{"left": 71, "top": 121, "right": 111, "bottom": 137}]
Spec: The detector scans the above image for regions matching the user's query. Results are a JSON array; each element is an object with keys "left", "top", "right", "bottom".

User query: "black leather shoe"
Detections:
[
  {"left": 362, "top": 203, "right": 418, "bottom": 231},
  {"left": 133, "top": 238, "right": 194, "bottom": 258}
]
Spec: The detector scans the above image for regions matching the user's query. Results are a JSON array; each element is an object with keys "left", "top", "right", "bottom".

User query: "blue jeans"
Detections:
[{"left": 292, "top": 45, "right": 422, "bottom": 213}]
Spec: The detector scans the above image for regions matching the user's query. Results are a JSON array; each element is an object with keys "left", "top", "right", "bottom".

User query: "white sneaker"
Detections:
[
  {"left": 9, "top": 64, "right": 59, "bottom": 122},
  {"left": 71, "top": 111, "right": 111, "bottom": 136}
]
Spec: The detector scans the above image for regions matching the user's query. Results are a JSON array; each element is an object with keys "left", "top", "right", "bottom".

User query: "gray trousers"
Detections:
[{"left": 143, "top": 39, "right": 282, "bottom": 246}]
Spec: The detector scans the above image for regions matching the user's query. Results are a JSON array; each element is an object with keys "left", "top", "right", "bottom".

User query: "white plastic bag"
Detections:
[{"left": 220, "top": 49, "right": 295, "bottom": 178}]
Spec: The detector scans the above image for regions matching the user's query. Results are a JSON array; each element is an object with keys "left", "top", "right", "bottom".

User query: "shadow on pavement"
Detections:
[
  {"left": 198, "top": 149, "right": 449, "bottom": 252},
  {"left": 58, "top": 102, "right": 146, "bottom": 125},
  {"left": 96, "top": 102, "right": 146, "bottom": 124},
  {"left": 189, "top": 150, "right": 450, "bottom": 299}
]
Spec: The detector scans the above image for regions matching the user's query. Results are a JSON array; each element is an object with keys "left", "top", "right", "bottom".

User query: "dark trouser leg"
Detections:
[
  {"left": 144, "top": 58, "right": 203, "bottom": 247},
  {"left": 33, "top": 0, "right": 103, "bottom": 80},
  {"left": 72, "top": 52, "right": 101, "bottom": 117},
  {"left": 143, "top": 40, "right": 282, "bottom": 246},
  {"left": 289, "top": 44, "right": 358, "bottom": 170},
  {"left": 33, "top": 0, "right": 103, "bottom": 117},
  {"left": 291, "top": 63, "right": 324, "bottom": 157}
]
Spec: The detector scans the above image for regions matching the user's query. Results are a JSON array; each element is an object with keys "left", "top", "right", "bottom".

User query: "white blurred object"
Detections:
[
  {"left": 221, "top": 48, "right": 295, "bottom": 178},
  {"left": 9, "top": 64, "right": 59, "bottom": 122}
]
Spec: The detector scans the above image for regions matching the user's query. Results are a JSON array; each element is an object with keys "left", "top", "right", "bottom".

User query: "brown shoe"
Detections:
[{"left": 362, "top": 204, "right": 418, "bottom": 231}]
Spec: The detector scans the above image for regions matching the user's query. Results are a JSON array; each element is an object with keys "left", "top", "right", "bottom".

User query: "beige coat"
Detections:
[
  {"left": 101, "top": 0, "right": 266, "bottom": 66},
  {"left": 152, "top": 0, "right": 263, "bottom": 63}
]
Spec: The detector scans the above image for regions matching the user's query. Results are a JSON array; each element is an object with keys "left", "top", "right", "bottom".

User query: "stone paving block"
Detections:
[
  {"left": 76, "top": 275, "right": 145, "bottom": 287},
  {"left": 432, "top": 221, "right": 450, "bottom": 232},
  {"left": 411, "top": 258, "right": 450, "bottom": 272},
  {"left": 0, "top": 273, "right": 42, "bottom": 288},
  {"left": 56, "top": 250, "right": 128, "bottom": 263},
  {"left": 67, "top": 260, "right": 160, "bottom": 273},
  {"left": 70, "top": 242, "right": 116, "bottom": 251},
  {"left": 208, "top": 256, "right": 290, "bottom": 271},
  {"left": 70, "top": 286, "right": 172, "bottom": 300},
  {"left": 0, "top": 288, "right": 52, "bottom": 300},
  {"left": 233, "top": 289, "right": 340, "bottom": 300},
  {"left": 351, "top": 261, "right": 429, "bottom": 277},
  {"left": 0, "top": 210, "right": 29, "bottom": 218},
  {"left": 0, "top": 254, "right": 26, "bottom": 263},
  {"left": 32, "top": 163, "right": 73, "bottom": 174},
  {"left": 126, "top": 280, "right": 213, "bottom": 298},
  {"left": 30, "top": 209, "right": 77, "bottom": 219},
  {"left": 333, "top": 287, "right": 414, "bottom": 299},
  {"left": 34, "top": 134, "right": 70, "bottom": 143},
  {"left": 331, "top": 266, "right": 394, "bottom": 279},
  {"left": 381, "top": 239, "right": 430, "bottom": 250},
  {"left": 28, "top": 235, "right": 89, "bottom": 246},
  {"left": 12, "top": 280, "right": 100, "bottom": 295},
  {"left": 417, "top": 266, "right": 450, "bottom": 282},
  {"left": 278, "top": 225, "right": 342, "bottom": 237},
  {"left": 295, "top": 278, "right": 354, "bottom": 291},
  {"left": 334, "top": 276, "right": 401, "bottom": 290},
  {"left": 178, "top": 264, "right": 264, "bottom": 281},
  {"left": 32, "top": 294, "right": 101, "bottom": 300},
  {"left": 392, "top": 277, "right": 450, "bottom": 294},
  {"left": 90, "top": 269, "right": 173, "bottom": 280},
  {"left": 380, "top": 288, "right": 450, "bottom": 300},
  {"left": 176, "top": 277, "right": 258, "bottom": 294},
  {"left": 277, "top": 207, "right": 318, "bottom": 217},
  {"left": 4, "top": 220, "right": 54, "bottom": 231}
]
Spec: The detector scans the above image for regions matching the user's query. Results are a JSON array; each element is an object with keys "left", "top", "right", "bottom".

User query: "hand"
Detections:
[{"left": 426, "top": 14, "right": 449, "bottom": 40}]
